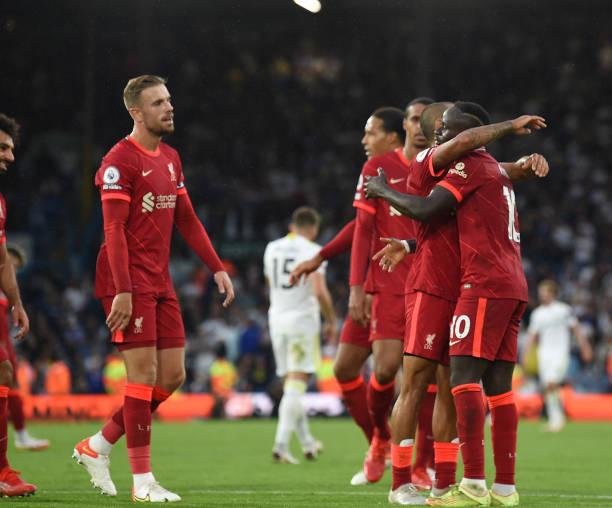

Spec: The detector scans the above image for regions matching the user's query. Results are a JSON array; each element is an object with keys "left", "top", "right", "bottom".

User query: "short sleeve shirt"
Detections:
[{"left": 436, "top": 149, "right": 528, "bottom": 301}]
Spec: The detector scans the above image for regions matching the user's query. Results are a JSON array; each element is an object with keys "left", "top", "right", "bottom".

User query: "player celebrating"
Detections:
[
  {"left": 72, "top": 75, "right": 234, "bottom": 502},
  {"left": 264, "top": 207, "right": 336, "bottom": 463},
  {"left": 0, "top": 245, "right": 50, "bottom": 451},
  {"left": 0, "top": 113, "right": 36, "bottom": 497},
  {"left": 524, "top": 279, "right": 592, "bottom": 432},
  {"left": 365, "top": 102, "right": 546, "bottom": 506},
  {"left": 291, "top": 100, "right": 437, "bottom": 485}
]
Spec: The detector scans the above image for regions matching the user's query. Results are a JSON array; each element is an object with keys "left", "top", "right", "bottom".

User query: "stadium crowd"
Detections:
[{"left": 2, "top": 1, "right": 611, "bottom": 397}]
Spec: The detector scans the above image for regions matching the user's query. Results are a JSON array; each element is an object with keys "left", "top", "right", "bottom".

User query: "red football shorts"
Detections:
[
  {"left": 339, "top": 315, "right": 371, "bottom": 350},
  {"left": 449, "top": 296, "right": 526, "bottom": 362},
  {"left": 404, "top": 291, "right": 455, "bottom": 366},
  {"left": 370, "top": 292, "right": 405, "bottom": 342},
  {"left": 102, "top": 292, "right": 185, "bottom": 351}
]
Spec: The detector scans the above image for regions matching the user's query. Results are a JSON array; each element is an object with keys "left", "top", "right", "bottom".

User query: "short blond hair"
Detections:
[
  {"left": 123, "top": 75, "right": 167, "bottom": 109},
  {"left": 538, "top": 279, "right": 558, "bottom": 295},
  {"left": 292, "top": 206, "right": 320, "bottom": 229}
]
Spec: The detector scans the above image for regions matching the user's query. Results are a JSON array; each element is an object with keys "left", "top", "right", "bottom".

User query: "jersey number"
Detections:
[
  {"left": 450, "top": 315, "right": 471, "bottom": 339},
  {"left": 503, "top": 186, "right": 521, "bottom": 243},
  {"left": 272, "top": 257, "right": 295, "bottom": 289}
]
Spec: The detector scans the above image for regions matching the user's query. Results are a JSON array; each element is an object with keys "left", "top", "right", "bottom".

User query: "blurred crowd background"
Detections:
[{"left": 2, "top": 0, "right": 611, "bottom": 397}]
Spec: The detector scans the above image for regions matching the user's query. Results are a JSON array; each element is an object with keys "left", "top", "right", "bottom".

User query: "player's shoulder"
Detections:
[
  {"left": 414, "top": 146, "right": 436, "bottom": 164},
  {"left": 100, "top": 138, "right": 139, "bottom": 170},
  {"left": 362, "top": 150, "right": 397, "bottom": 174},
  {"left": 159, "top": 141, "right": 180, "bottom": 159}
]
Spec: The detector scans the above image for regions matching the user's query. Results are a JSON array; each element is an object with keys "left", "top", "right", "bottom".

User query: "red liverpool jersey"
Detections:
[
  {"left": 94, "top": 135, "right": 186, "bottom": 297},
  {"left": 404, "top": 147, "right": 461, "bottom": 301},
  {"left": 0, "top": 193, "right": 6, "bottom": 244},
  {"left": 436, "top": 149, "right": 528, "bottom": 301},
  {"left": 353, "top": 148, "right": 416, "bottom": 295}
]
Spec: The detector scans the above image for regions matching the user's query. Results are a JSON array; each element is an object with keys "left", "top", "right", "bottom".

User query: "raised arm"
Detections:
[{"left": 431, "top": 115, "right": 547, "bottom": 172}]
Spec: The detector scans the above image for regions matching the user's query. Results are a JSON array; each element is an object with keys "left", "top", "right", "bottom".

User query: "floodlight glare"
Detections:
[{"left": 293, "top": 0, "right": 322, "bottom": 14}]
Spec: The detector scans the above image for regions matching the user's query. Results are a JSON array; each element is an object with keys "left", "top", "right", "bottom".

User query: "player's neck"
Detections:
[
  {"left": 130, "top": 127, "right": 162, "bottom": 152},
  {"left": 402, "top": 143, "right": 420, "bottom": 162}
]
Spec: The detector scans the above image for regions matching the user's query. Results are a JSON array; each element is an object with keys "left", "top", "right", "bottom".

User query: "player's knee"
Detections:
[
  {"left": 158, "top": 367, "right": 185, "bottom": 393},
  {"left": 373, "top": 363, "right": 397, "bottom": 386},
  {"left": 333, "top": 361, "right": 358, "bottom": 383},
  {"left": 0, "top": 361, "right": 14, "bottom": 386}
]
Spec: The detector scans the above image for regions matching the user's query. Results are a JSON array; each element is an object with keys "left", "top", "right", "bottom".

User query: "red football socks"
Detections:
[
  {"left": 7, "top": 390, "right": 25, "bottom": 431},
  {"left": 0, "top": 386, "right": 9, "bottom": 469},
  {"left": 102, "top": 385, "right": 172, "bottom": 445},
  {"left": 339, "top": 376, "right": 374, "bottom": 443},
  {"left": 391, "top": 442, "right": 413, "bottom": 490},
  {"left": 124, "top": 383, "right": 153, "bottom": 474},
  {"left": 434, "top": 441, "right": 459, "bottom": 490},
  {"left": 367, "top": 376, "right": 395, "bottom": 441},
  {"left": 413, "top": 386, "right": 436, "bottom": 471},
  {"left": 452, "top": 383, "right": 486, "bottom": 480},
  {"left": 488, "top": 391, "right": 518, "bottom": 485}
]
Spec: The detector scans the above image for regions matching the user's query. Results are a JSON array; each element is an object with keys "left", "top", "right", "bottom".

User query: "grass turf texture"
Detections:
[{"left": 4, "top": 418, "right": 612, "bottom": 506}]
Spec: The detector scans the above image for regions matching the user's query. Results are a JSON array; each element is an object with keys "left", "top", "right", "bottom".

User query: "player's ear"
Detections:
[{"left": 129, "top": 107, "right": 143, "bottom": 123}]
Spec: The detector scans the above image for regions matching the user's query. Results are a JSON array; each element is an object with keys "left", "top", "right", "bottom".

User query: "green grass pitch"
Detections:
[{"left": 5, "top": 418, "right": 612, "bottom": 506}]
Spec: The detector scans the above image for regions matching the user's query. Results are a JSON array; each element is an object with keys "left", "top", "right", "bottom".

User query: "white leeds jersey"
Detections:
[
  {"left": 263, "top": 233, "right": 326, "bottom": 327},
  {"left": 528, "top": 300, "right": 577, "bottom": 357}
]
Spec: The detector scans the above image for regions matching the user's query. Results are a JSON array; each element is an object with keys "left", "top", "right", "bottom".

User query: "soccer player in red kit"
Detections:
[
  {"left": 365, "top": 102, "right": 546, "bottom": 506},
  {"left": 72, "top": 75, "right": 234, "bottom": 502},
  {"left": 0, "top": 113, "right": 36, "bottom": 497},
  {"left": 0, "top": 245, "right": 50, "bottom": 451},
  {"left": 291, "top": 100, "right": 437, "bottom": 485}
]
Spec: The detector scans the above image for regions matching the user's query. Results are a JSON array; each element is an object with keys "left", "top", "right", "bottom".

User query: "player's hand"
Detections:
[
  {"left": 518, "top": 153, "right": 549, "bottom": 178},
  {"left": 10, "top": 302, "right": 29, "bottom": 339},
  {"left": 214, "top": 271, "right": 235, "bottom": 307},
  {"left": 372, "top": 238, "right": 407, "bottom": 273},
  {"left": 290, "top": 255, "right": 323, "bottom": 286},
  {"left": 106, "top": 292, "right": 132, "bottom": 332},
  {"left": 363, "top": 168, "right": 388, "bottom": 199},
  {"left": 323, "top": 322, "right": 338, "bottom": 346},
  {"left": 364, "top": 293, "right": 372, "bottom": 323},
  {"left": 510, "top": 115, "right": 547, "bottom": 135},
  {"left": 349, "top": 285, "right": 369, "bottom": 327}
]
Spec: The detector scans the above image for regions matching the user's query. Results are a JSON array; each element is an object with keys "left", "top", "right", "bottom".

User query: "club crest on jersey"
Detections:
[
  {"left": 134, "top": 316, "right": 144, "bottom": 334},
  {"left": 424, "top": 333, "right": 435, "bottom": 350},
  {"left": 103, "top": 166, "right": 120, "bottom": 184},
  {"left": 168, "top": 162, "right": 176, "bottom": 182}
]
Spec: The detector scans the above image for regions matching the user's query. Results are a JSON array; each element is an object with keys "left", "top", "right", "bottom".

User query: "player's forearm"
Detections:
[
  {"left": 375, "top": 186, "right": 440, "bottom": 222},
  {"left": 0, "top": 262, "right": 22, "bottom": 308},
  {"left": 433, "top": 121, "right": 514, "bottom": 171},
  {"left": 319, "top": 219, "right": 355, "bottom": 259},
  {"left": 349, "top": 211, "right": 373, "bottom": 286},
  {"left": 317, "top": 288, "right": 336, "bottom": 327},
  {"left": 175, "top": 194, "right": 225, "bottom": 273}
]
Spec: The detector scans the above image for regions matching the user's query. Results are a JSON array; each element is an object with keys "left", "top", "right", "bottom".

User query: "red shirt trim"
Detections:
[
  {"left": 127, "top": 135, "right": 161, "bottom": 157},
  {"left": 436, "top": 181, "right": 463, "bottom": 203},
  {"left": 394, "top": 147, "right": 412, "bottom": 168},
  {"left": 101, "top": 193, "right": 131, "bottom": 202},
  {"left": 428, "top": 147, "right": 445, "bottom": 177},
  {"left": 353, "top": 200, "right": 376, "bottom": 215}
]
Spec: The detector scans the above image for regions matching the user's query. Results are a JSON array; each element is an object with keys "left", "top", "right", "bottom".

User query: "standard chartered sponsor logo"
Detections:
[
  {"left": 142, "top": 192, "right": 155, "bottom": 213},
  {"left": 141, "top": 192, "right": 177, "bottom": 213}
]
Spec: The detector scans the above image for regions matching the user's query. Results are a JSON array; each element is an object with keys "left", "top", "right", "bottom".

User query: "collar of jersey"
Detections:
[{"left": 126, "top": 135, "right": 161, "bottom": 157}]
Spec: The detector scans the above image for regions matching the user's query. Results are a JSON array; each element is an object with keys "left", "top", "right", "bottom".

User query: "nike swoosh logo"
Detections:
[
  {"left": 449, "top": 339, "right": 462, "bottom": 346},
  {"left": 142, "top": 170, "right": 153, "bottom": 176},
  {"left": 390, "top": 178, "right": 405, "bottom": 184}
]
